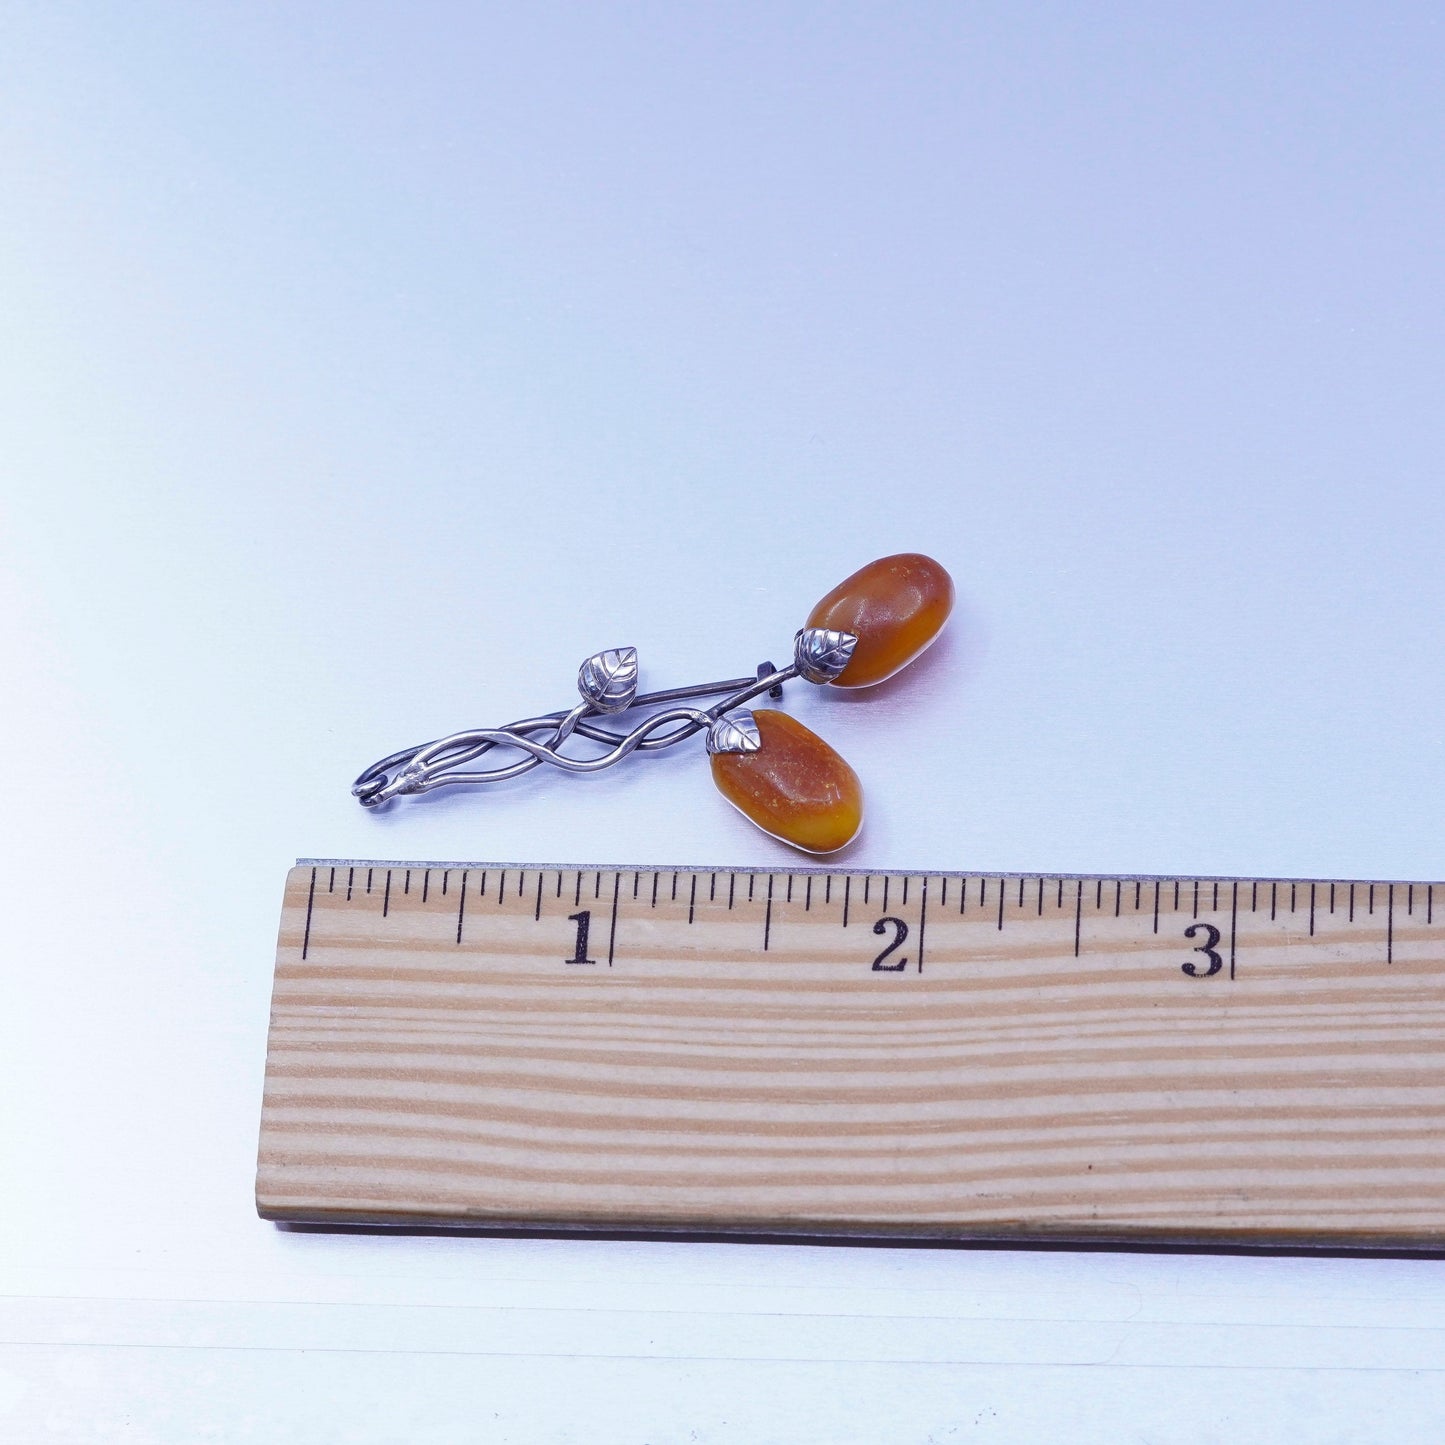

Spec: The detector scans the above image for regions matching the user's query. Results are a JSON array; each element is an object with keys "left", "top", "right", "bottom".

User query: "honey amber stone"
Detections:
[
  {"left": 805, "top": 552, "right": 954, "bottom": 688},
  {"left": 709, "top": 709, "right": 862, "bottom": 854}
]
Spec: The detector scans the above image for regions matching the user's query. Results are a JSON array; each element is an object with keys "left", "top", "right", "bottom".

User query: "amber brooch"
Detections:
[{"left": 354, "top": 552, "right": 954, "bottom": 853}]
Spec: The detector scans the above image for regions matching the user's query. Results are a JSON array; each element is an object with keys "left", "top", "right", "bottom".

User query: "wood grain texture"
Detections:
[{"left": 257, "top": 862, "right": 1445, "bottom": 1246}]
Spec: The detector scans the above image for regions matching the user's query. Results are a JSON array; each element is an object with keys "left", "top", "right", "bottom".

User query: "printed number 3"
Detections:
[{"left": 1182, "top": 922, "right": 1223, "bottom": 978}]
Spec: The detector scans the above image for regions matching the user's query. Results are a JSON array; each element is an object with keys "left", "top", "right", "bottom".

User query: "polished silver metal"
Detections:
[
  {"left": 577, "top": 647, "right": 639, "bottom": 714},
  {"left": 705, "top": 710, "right": 762, "bottom": 756},
  {"left": 354, "top": 654, "right": 805, "bottom": 808},
  {"left": 793, "top": 627, "right": 858, "bottom": 684}
]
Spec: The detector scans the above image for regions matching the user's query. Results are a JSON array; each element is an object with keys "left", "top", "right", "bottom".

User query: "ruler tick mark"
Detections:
[
  {"left": 787, "top": 874, "right": 794, "bottom": 904},
  {"left": 748, "top": 875, "right": 755, "bottom": 903},
  {"left": 575, "top": 873, "right": 583, "bottom": 907},
  {"left": 671, "top": 872, "right": 678, "bottom": 903},
  {"left": 366, "top": 868, "right": 373, "bottom": 896},
  {"left": 688, "top": 874, "right": 697, "bottom": 924},
  {"left": 1349, "top": 884, "right": 1355, "bottom": 922},
  {"left": 1192, "top": 880, "right": 1199, "bottom": 919},
  {"left": 1387, "top": 885, "right": 1394, "bottom": 964},
  {"left": 1309, "top": 883, "right": 1316, "bottom": 936},
  {"left": 594, "top": 871, "right": 601, "bottom": 901},
  {"left": 534, "top": 873, "right": 544, "bottom": 922},
  {"left": 421, "top": 870, "right": 429, "bottom": 903},
  {"left": 917, "top": 875, "right": 929, "bottom": 974},
  {"left": 728, "top": 874, "right": 736, "bottom": 910},
  {"left": 804, "top": 876, "right": 812, "bottom": 911},
  {"left": 498, "top": 871, "right": 507, "bottom": 904},
  {"left": 1153, "top": 881, "right": 1160, "bottom": 935},
  {"left": 1230, "top": 881, "right": 1239, "bottom": 980},
  {"left": 301, "top": 867, "right": 317, "bottom": 960},
  {"left": 382, "top": 870, "right": 392, "bottom": 918},
  {"left": 763, "top": 874, "right": 774, "bottom": 951},
  {"left": 455, "top": 871, "right": 468, "bottom": 944},
  {"left": 843, "top": 876, "right": 851, "bottom": 928},
  {"left": 1074, "top": 879, "right": 1084, "bottom": 958},
  {"left": 997, "top": 879, "right": 1005, "bottom": 931},
  {"left": 347, "top": 867, "right": 354, "bottom": 902},
  {"left": 606, "top": 873, "right": 620, "bottom": 966},
  {"left": 652, "top": 873, "right": 660, "bottom": 908},
  {"left": 1115, "top": 880, "right": 1122, "bottom": 917},
  {"left": 328, "top": 867, "right": 335, "bottom": 894}
]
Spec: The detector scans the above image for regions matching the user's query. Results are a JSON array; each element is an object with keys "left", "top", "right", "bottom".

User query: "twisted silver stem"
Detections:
[
  {"left": 353, "top": 662, "right": 801, "bottom": 808},
  {"left": 353, "top": 625, "right": 859, "bottom": 809}
]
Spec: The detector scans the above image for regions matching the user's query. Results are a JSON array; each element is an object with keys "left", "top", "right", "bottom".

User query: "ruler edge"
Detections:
[
  {"left": 263, "top": 858, "right": 1445, "bottom": 1249},
  {"left": 296, "top": 857, "right": 1445, "bottom": 887},
  {"left": 256, "top": 1204, "right": 1445, "bottom": 1253}
]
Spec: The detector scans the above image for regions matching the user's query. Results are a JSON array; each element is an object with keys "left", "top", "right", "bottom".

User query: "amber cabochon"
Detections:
[
  {"left": 805, "top": 552, "right": 954, "bottom": 688},
  {"left": 709, "top": 710, "right": 863, "bottom": 855}
]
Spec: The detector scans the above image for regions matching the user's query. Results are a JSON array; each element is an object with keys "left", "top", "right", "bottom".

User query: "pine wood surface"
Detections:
[{"left": 256, "top": 861, "right": 1445, "bottom": 1246}]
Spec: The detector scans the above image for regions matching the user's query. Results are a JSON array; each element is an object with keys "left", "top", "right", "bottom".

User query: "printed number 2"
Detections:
[
  {"left": 871, "top": 916, "right": 910, "bottom": 971},
  {"left": 1182, "top": 922, "right": 1223, "bottom": 978}
]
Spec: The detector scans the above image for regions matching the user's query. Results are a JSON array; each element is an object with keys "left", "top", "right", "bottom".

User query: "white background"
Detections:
[{"left": 4, "top": 3, "right": 1445, "bottom": 1439}]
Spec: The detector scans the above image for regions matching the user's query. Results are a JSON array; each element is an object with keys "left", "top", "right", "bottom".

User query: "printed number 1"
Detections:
[{"left": 565, "top": 910, "right": 597, "bottom": 965}]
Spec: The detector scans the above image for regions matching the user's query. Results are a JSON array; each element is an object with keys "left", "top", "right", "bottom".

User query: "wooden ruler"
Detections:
[{"left": 257, "top": 860, "right": 1445, "bottom": 1247}]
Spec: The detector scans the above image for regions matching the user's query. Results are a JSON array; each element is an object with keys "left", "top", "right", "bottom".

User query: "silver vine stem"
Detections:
[
  {"left": 353, "top": 663, "right": 801, "bottom": 808},
  {"left": 353, "top": 626, "right": 857, "bottom": 808}
]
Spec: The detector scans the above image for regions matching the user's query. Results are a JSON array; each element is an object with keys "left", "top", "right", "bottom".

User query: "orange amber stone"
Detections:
[
  {"left": 805, "top": 553, "right": 954, "bottom": 688},
  {"left": 709, "top": 709, "right": 862, "bottom": 854}
]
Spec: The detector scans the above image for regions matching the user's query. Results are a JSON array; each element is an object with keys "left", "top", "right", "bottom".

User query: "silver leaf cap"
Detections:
[
  {"left": 793, "top": 627, "right": 859, "bottom": 684},
  {"left": 706, "top": 710, "right": 763, "bottom": 755},
  {"left": 577, "top": 646, "right": 639, "bottom": 714}
]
